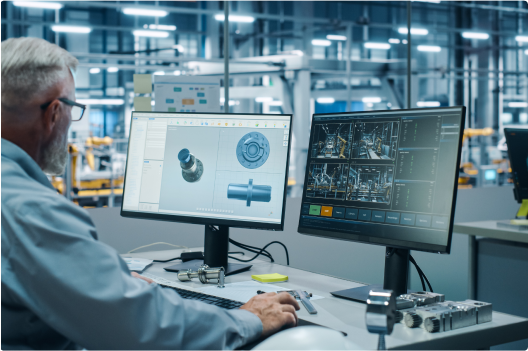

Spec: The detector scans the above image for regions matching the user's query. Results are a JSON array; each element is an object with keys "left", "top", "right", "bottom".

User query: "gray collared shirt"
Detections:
[{"left": 1, "top": 138, "right": 262, "bottom": 350}]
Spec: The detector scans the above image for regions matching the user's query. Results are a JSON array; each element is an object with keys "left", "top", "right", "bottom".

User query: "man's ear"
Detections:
[{"left": 42, "top": 100, "right": 62, "bottom": 137}]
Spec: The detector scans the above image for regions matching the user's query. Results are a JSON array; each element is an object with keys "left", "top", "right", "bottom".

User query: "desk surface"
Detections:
[
  {"left": 454, "top": 220, "right": 528, "bottom": 244},
  {"left": 128, "top": 249, "right": 528, "bottom": 350}
]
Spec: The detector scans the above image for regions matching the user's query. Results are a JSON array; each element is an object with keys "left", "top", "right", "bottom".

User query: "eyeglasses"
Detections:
[{"left": 40, "top": 98, "right": 86, "bottom": 122}]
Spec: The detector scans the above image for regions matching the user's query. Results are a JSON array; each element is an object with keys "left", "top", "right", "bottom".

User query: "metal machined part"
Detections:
[
  {"left": 365, "top": 289, "right": 396, "bottom": 350},
  {"left": 227, "top": 179, "right": 271, "bottom": 206},
  {"left": 236, "top": 132, "right": 270, "bottom": 169},
  {"left": 177, "top": 265, "right": 225, "bottom": 288},
  {"left": 178, "top": 148, "right": 204, "bottom": 182},
  {"left": 459, "top": 300, "right": 493, "bottom": 324}
]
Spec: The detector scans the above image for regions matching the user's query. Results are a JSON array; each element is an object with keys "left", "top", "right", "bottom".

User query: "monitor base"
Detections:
[
  {"left": 164, "top": 259, "right": 252, "bottom": 276},
  {"left": 331, "top": 284, "right": 413, "bottom": 304}
]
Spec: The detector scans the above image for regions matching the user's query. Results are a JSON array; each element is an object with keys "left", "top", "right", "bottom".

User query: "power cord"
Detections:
[
  {"left": 229, "top": 238, "right": 290, "bottom": 265},
  {"left": 409, "top": 255, "right": 433, "bottom": 292}
]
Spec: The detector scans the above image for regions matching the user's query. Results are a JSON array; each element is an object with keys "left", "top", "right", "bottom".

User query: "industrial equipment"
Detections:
[
  {"left": 178, "top": 148, "right": 204, "bottom": 183},
  {"left": 227, "top": 179, "right": 272, "bottom": 206},
  {"left": 346, "top": 165, "right": 394, "bottom": 203},
  {"left": 306, "top": 163, "right": 349, "bottom": 199},
  {"left": 311, "top": 123, "right": 352, "bottom": 159}
]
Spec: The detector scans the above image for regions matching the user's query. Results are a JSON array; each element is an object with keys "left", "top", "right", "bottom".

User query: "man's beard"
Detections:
[{"left": 42, "top": 130, "right": 69, "bottom": 176}]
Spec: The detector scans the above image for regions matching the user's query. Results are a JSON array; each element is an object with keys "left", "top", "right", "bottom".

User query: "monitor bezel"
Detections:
[
  {"left": 297, "top": 106, "right": 466, "bottom": 254},
  {"left": 504, "top": 127, "right": 528, "bottom": 203},
  {"left": 120, "top": 111, "right": 293, "bottom": 231}
]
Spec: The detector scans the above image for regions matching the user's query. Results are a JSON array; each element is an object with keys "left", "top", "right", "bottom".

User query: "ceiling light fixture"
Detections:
[
  {"left": 153, "top": 71, "right": 165, "bottom": 76},
  {"left": 417, "top": 45, "right": 441, "bottom": 52},
  {"left": 362, "top": 97, "right": 382, "bottom": 103},
  {"left": 317, "top": 97, "right": 335, "bottom": 104},
  {"left": 515, "top": 35, "right": 528, "bottom": 43},
  {"left": 255, "top": 97, "right": 273, "bottom": 103},
  {"left": 89, "top": 68, "right": 101, "bottom": 74},
  {"left": 133, "top": 30, "right": 169, "bottom": 38},
  {"left": 364, "top": 42, "right": 391, "bottom": 50},
  {"left": 123, "top": 8, "right": 168, "bottom": 17},
  {"left": 312, "top": 39, "right": 331, "bottom": 47},
  {"left": 268, "top": 101, "right": 283, "bottom": 106},
  {"left": 327, "top": 35, "right": 347, "bottom": 41},
  {"left": 107, "top": 67, "right": 119, "bottom": 73},
  {"left": 76, "top": 99, "right": 125, "bottom": 105},
  {"left": 51, "top": 25, "right": 92, "bottom": 33},
  {"left": 388, "top": 38, "right": 401, "bottom": 44},
  {"left": 214, "top": 14, "right": 255, "bottom": 23},
  {"left": 461, "top": 32, "right": 489, "bottom": 40},
  {"left": 398, "top": 27, "right": 429, "bottom": 35},
  {"left": 148, "top": 24, "right": 176, "bottom": 31},
  {"left": 508, "top": 102, "right": 528, "bottom": 108},
  {"left": 417, "top": 101, "right": 441, "bottom": 107},
  {"left": 13, "top": 1, "right": 62, "bottom": 9}
]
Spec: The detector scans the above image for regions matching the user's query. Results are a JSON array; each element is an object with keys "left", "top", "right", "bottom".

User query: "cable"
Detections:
[
  {"left": 230, "top": 240, "right": 290, "bottom": 265},
  {"left": 127, "top": 242, "right": 188, "bottom": 254},
  {"left": 409, "top": 255, "right": 433, "bottom": 292},
  {"left": 229, "top": 239, "right": 274, "bottom": 261}
]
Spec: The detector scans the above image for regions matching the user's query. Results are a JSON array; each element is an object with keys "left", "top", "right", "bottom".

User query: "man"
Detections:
[{"left": 1, "top": 37, "right": 299, "bottom": 350}]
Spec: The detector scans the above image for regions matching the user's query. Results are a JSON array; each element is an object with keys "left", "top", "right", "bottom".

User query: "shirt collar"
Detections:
[{"left": 1, "top": 138, "right": 56, "bottom": 191}]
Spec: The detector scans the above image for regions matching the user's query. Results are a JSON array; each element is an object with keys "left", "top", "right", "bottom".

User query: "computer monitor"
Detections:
[
  {"left": 504, "top": 128, "right": 528, "bottom": 219},
  {"left": 297, "top": 107, "right": 465, "bottom": 301},
  {"left": 121, "top": 111, "right": 293, "bottom": 275}
]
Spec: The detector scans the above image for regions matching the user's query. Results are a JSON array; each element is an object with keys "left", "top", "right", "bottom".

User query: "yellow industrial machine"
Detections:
[
  {"left": 338, "top": 136, "right": 347, "bottom": 159},
  {"left": 458, "top": 128, "right": 495, "bottom": 188},
  {"left": 52, "top": 137, "right": 125, "bottom": 207}
]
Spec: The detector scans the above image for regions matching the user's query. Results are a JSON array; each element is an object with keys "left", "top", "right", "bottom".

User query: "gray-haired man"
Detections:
[{"left": 1, "top": 37, "right": 299, "bottom": 350}]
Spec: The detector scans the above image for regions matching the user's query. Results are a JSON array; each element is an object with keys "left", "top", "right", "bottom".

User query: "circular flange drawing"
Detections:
[{"left": 236, "top": 132, "right": 270, "bottom": 169}]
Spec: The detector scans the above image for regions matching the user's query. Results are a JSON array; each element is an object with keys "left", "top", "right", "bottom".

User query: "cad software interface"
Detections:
[
  {"left": 123, "top": 112, "right": 291, "bottom": 224},
  {"left": 299, "top": 108, "right": 463, "bottom": 249}
]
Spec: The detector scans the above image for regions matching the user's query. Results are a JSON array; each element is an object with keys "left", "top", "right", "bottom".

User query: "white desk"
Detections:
[{"left": 127, "top": 249, "right": 528, "bottom": 350}]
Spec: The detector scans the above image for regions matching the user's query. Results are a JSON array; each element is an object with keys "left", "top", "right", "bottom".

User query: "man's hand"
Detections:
[
  {"left": 240, "top": 292, "right": 300, "bottom": 337},
  {"left": 131, "top": 272, "right": 154, "bottom": 284}
]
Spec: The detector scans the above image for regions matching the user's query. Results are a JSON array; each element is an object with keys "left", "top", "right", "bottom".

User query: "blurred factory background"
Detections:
[{"left": 2, "top": 0, "right": 527, "bottom": 207}]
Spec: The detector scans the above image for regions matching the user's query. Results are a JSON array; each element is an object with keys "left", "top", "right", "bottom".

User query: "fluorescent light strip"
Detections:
[
  {"left": 398, "top": 27, "right": 429, "bottom": 35},
  {"left": 515, "top": 35, "right": 528, "bottom": 43},
  {"left": 149, "top": 24, "right": 176, "bottom": 31},
  {"left": 133, "top": 30, "right": 169, "bottom": 38},
  {"left": 317, "top": 97, "right": 335, "bottom": 104},
  {"left": 214, "top": 14, "right": 255, "bottom": 23},
  {"left": 13, "top": 1, "right": 62, "bottom": 9},
  {"left": 417, "top": 101, "right": 441, "bottom": 107},
  {"left": 77, "top": 99, "right": 124, "bottom": 105},
  {"left": 51, "top": 25, "right": 91, "bottom": 33},
  {"left": 312, "top": 39, "right": 331, "bottom": 47},
  {"left": 326, "top": 35, "right": 347, "bottom": 41},
  {"left": 389, "top": 38, "right": 400, "bottom": 44},
  {"left": 89, "top": 68, "right": 101, "bottom": 74},
  {"left": 123, "top": 8, "right": 168, "bottom": 17},
  {"left": 462, "top": 32, "right": 489, "bottom": 40},
  {"left": 508, "top": 102, "right": 528, "bottom": 108},
  {"left": 525, "top": 49, "right": 528, "bottom": 56},
  {"left": 418, "top": 45, "right": 441, "bottom": 52},
  {"left": 364, "top": 42, "right": 391, "bottom": 50},
  {"left": 153, "top": 71, "right": 165, "bottom": 76},
  {"left": 268, "top": 101, "right": 283, "bottom": 106},
  {"left": 362, "top": 97, "right": 382, "bottom": 103},
  {"left": 107, "top": 67, "right": 119, "bottom": 73}
]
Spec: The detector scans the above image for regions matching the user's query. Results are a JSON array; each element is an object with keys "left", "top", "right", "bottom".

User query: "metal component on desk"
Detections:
[
  {"left": 365, "top": 289, "right": 396, "bottom": 351},
  {"left": 295, "top": 289, "right": 317, "bottom": 315},
  {"left": 424, "top": 317, "right": 441, "bottom": 333},
  {"left": 398, "top": 291, "right": 445, "bottom": 308},
  {"left": 404, "top": 312, "right": 422, "bottom": 328},
  {"left": 459, "top": 300, "right": 493, "bottom": 323},
  {"left": 177, "top": 265, "right": 225, "bottom": 288}
]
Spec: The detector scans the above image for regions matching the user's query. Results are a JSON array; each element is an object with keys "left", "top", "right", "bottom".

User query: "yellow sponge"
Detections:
[{"left": 251, "top": 273, "right": 288, "bottom": 283}]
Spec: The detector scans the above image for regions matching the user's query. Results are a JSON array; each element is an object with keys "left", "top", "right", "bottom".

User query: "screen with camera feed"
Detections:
[{"left": 298, "top": 107, "right": 465, "bottom": 253}]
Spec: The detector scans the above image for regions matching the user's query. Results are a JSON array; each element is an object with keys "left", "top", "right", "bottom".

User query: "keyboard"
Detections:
[{"left": 143, "top": 273, "right": 244, "bottom": 309}]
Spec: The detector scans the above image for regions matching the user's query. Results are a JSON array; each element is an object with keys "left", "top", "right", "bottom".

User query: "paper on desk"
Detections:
[
  {"left": 198, "top": 281, "right": 324, "bottom": 303},
  {"left": 123, "top": 257, "right": 153, "bottom": 272}
]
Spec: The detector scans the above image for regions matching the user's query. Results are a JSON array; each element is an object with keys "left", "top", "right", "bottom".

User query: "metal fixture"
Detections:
[{"left": 177, "top": 265, "right": 225, "bottom": 288}]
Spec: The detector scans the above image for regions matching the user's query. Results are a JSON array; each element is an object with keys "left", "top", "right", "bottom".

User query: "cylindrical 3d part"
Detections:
[{"left": 227, "top": 179, "right": 272, "bottom": 206}]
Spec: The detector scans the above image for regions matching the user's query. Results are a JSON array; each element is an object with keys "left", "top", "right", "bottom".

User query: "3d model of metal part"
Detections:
[
  {"left": 236, "top": 132, "right": 270, "bottom": 169},
  {"left": 227, "top": 179, "right": 271, "bottom": 206},
  {"left": 178, "top": 148, "right": 204, "bottom": 182}
]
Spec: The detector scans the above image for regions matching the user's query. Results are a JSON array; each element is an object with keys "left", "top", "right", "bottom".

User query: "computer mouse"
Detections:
[{"left": 253, "top": 326, "right": 359, "bottom": 350}]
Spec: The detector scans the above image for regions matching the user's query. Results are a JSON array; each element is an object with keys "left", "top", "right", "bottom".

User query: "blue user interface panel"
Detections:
[
  {"left": 298, "top": 107, "right": 464, "bottom": 253},
  {"left": 122, "top": 112, "right": 291, "bottom": 225}
]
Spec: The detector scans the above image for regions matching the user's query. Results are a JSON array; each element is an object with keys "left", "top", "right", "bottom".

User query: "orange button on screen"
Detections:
[{"left": 320, "top": 206, "right": 333, "bottom": 217}]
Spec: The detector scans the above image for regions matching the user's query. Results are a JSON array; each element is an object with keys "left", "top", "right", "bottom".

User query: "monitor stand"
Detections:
[
  {"left": 164, "top": 225, "right": 252, "bottom": 276},
  {"left": 331, "top": 247, "right": 411, "bottom": 303}
]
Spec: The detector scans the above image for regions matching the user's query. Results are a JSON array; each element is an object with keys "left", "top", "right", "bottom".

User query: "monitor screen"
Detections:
[
  {"left": 297, "top": 107, "right": 465, "bottom": 253},
  {"left": 505, "top": 128, "right": 528, "bottom": 202},
  {"left": 121, "top": 112, "right": 292, "bottom": 230}
]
